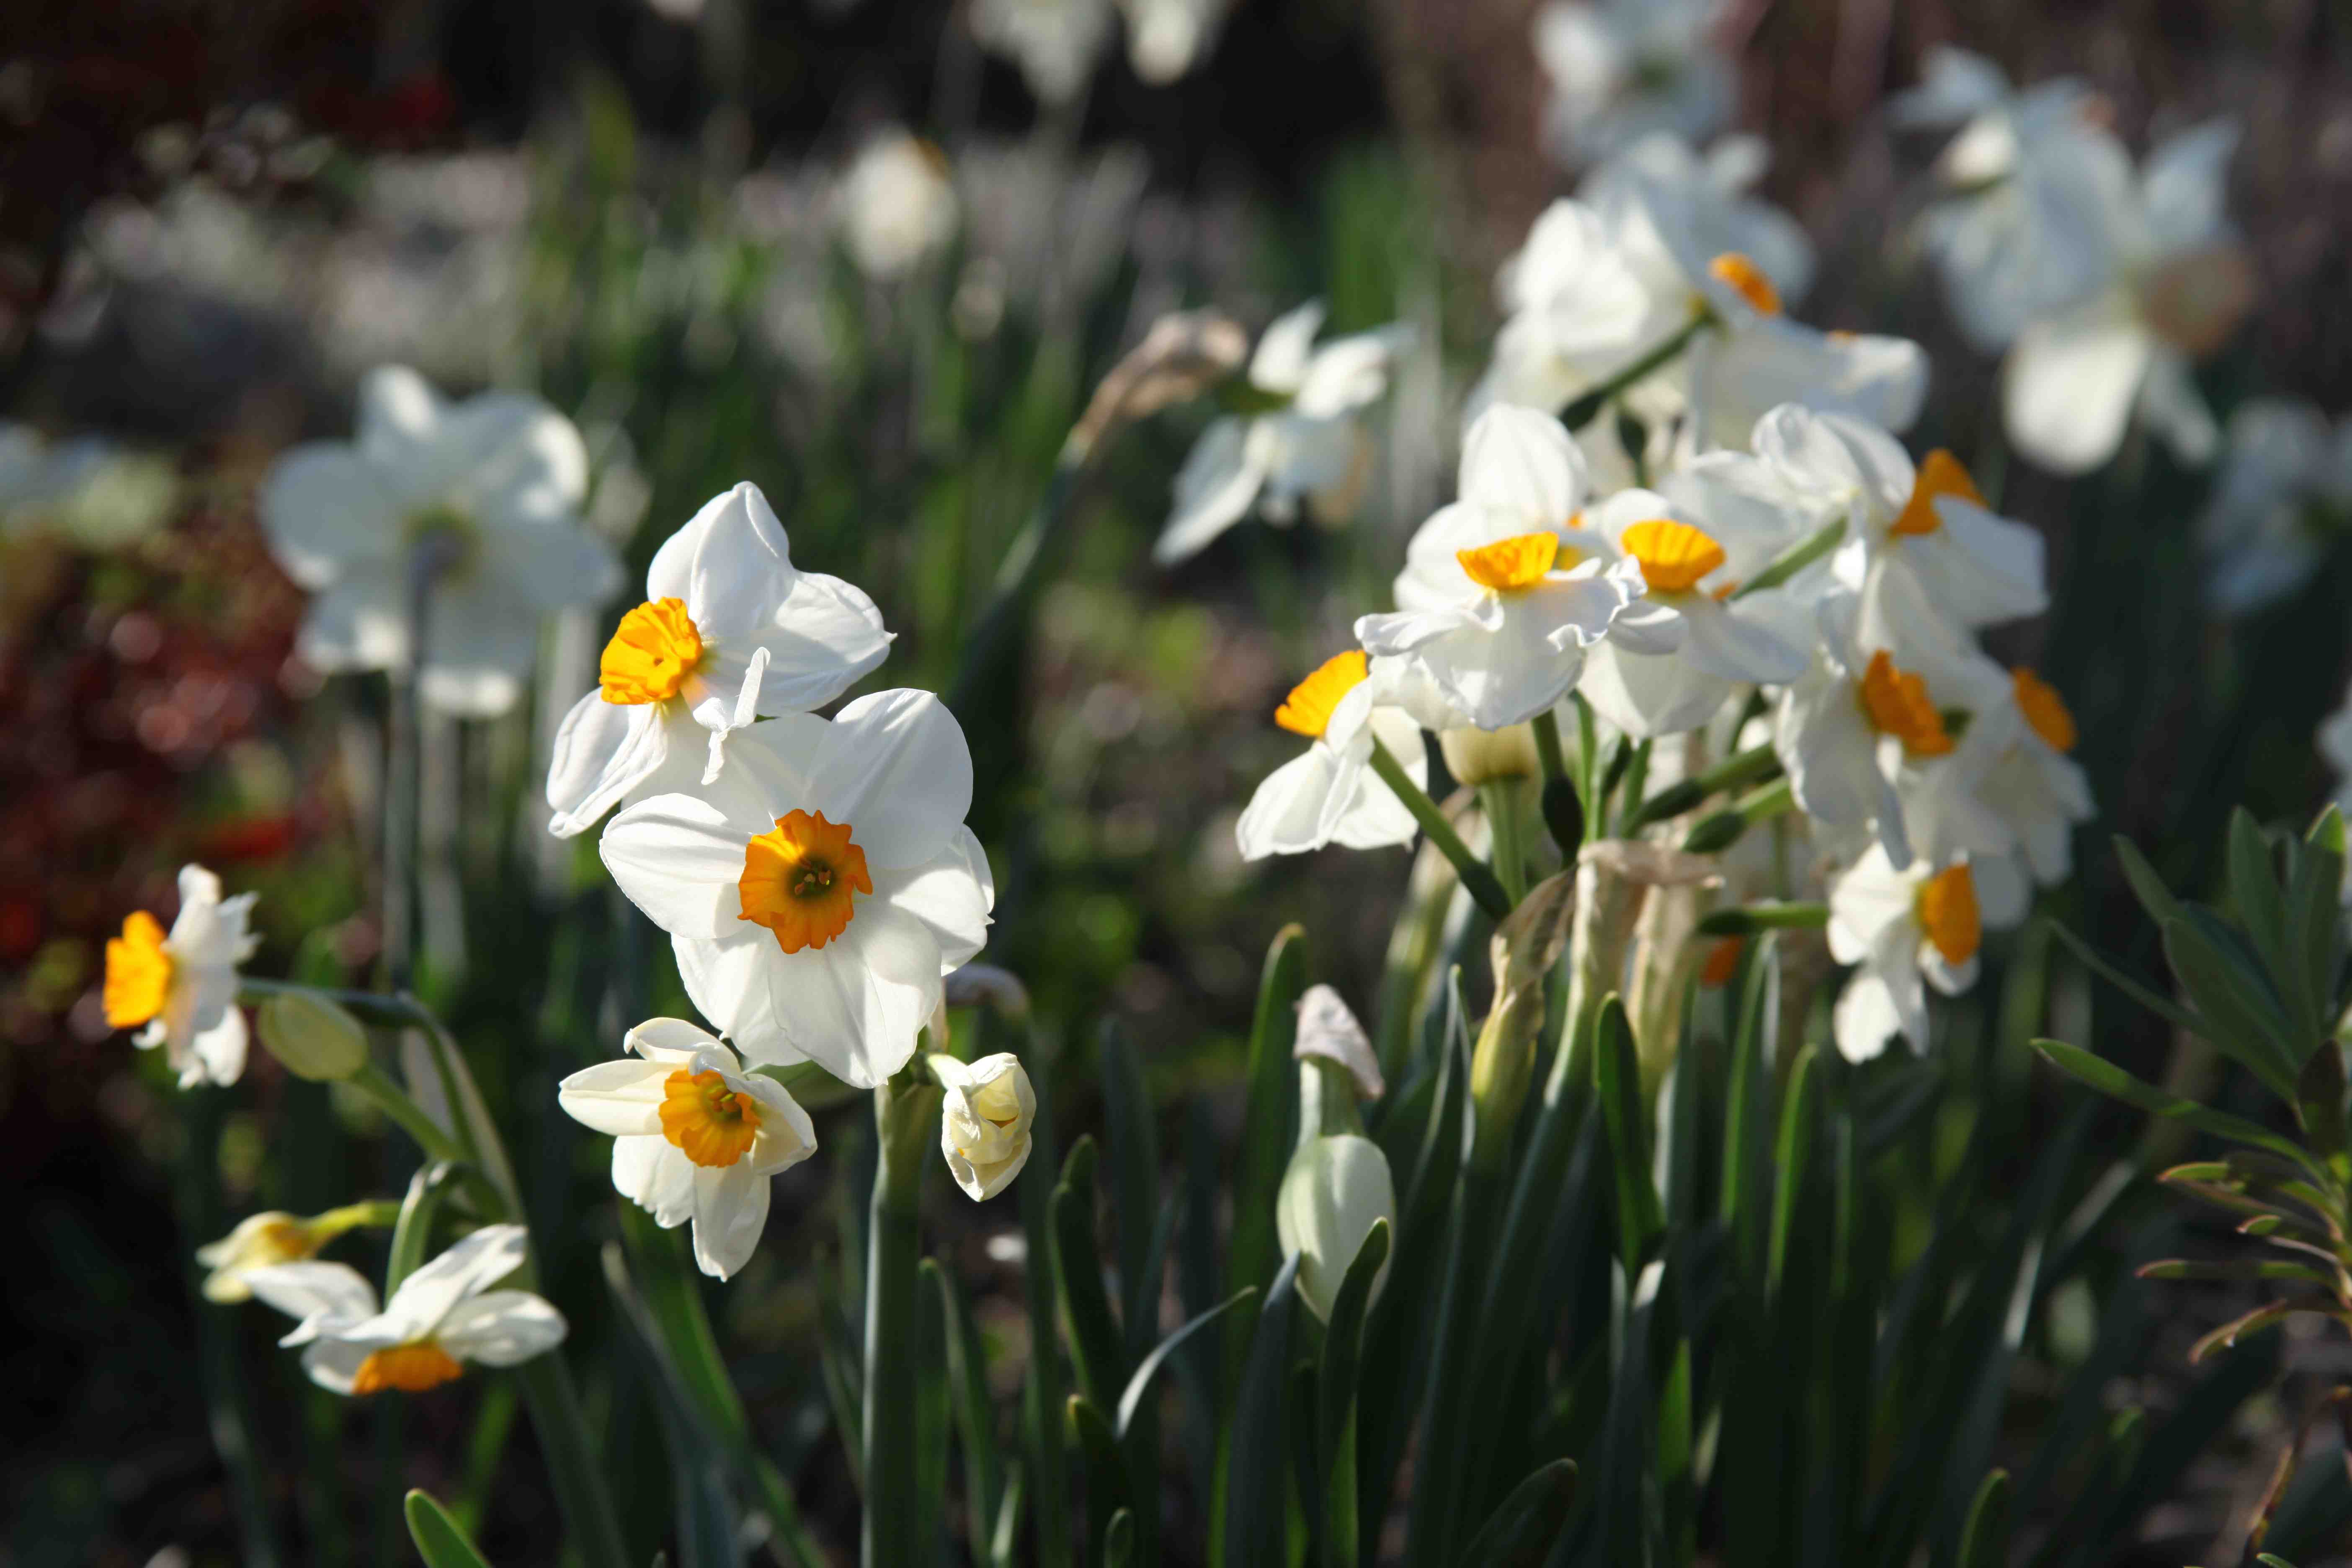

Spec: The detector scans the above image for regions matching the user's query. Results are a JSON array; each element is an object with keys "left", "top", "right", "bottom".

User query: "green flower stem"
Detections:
[
  {"left": 1369, "top": 738, "right": 1513, "bottom": 921},
  {"left": 1622, "top": 743, "right": 1783, "bottom": 832},
  {"left": 1529, "top": 708, "right": 1572, "bottom": 790},
  {"left": 1480, "top": 781, "right": 1529, "bottom": 905},
  {"left": 865, "top": 1067, "right": 944, "bottom": 1568},
  {"left": 1696, "top": 900, "right": 1830, "bottom": 937},
  {"left": 1730, "top": 515, "right": 1846, "bottom": 601},
  {"left": 1558, "top": 308, "right": 1715, "bottom": 431},
  {"left": 346, "top": 1062, "right": 472, "bottom": 1168}
]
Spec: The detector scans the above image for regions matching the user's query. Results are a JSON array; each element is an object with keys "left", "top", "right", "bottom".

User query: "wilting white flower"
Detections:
[
  {"left": 2199, "top": 400, "right": 2352, "bottom": 615},
  {"left": 545, "top": 483, "right": 890, "bottom": 837},
  {"left": 242, "top": 1225, "right": 567, "bottom": 1396},
  {"left": 1827, "top": 848, "right": 2023, "bottom": 1061},
  {"left": 104, "top": 864, "right": 258, "bottom": 1088},
  {"left": 971, "top": 0, "right": 1114, "bottom": 104},
  {"left": 1975, "top": 667, "right": 2094, "bottom": 887},
  {"left": 197, "top": 1204, "right": 384, "bottom": 1304},
  {"left": 1155, "top": 302, "right": 1407, "bottom": 565},
  {"left": 1294, "top": 985, "right": 1383, "bottom": 1099},
  {"left": 1999, "top": 120, "right": 2251, "bottom": 474},
  {"left": 1117, "top": 0, "right": 1227, "bottom": 82},
  {"left": 1533, "top": 0, "right": 1733, "bottom": 165},
  {"left": 600, "top": 692, "right": 994, "bottom": 1088},
  {"left": 260, "top": 366, "right": 620, "bottom": 716},
  {"left": 1277, "top": 1132, "right": 1396, "bottom": 1321},
  {"left": 932, "top": 1052, "right": 1036, "bottom": 1200},
  {"left": 838, "top": 132, "right": 959, "bottom": 280},
  {"left": 1358, "top": 406, "right": 1673, "bottom": 729},
  {"left": 557, "top": 1019, "right": 818, "bottom": 1279},
  {"left": 1236, "top": 651, "right": 1437, "bottom": 859},
  {"left": 1573, "top": 493, "right": 1809, "bottom": 737}
]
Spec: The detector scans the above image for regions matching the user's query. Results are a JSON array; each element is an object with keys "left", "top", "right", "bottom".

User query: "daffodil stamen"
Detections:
[
  {"left": 1456, "top": 531, "right": 1565, "bottom": 593},
  {"left": 351, "top": 1341, "right": 466, "bottom": 1397},
  {"left": 1621, "top": 519, "right": 1727, "bottom": 594},
  {"left": 1274, "top": 650, "right": 1372, "bottom": 738},
  {"left": 1892, "top": 450, "right": 1985, "bottom": 537},
  {"left": 600, "top": 597, "right": 707, "bottom": 705},
  {"left": 1914, "top": 864, "right": 1982, "bottom": 966},
  {"left": 1707, "top": 252, "right": 1782, "bottom": 315},
  {"left": 1856, "top": 650, "right": 1956, "bottom": 757},
  {"left": 738, "top": 810, "right": 873, "bottom": 954},
  {"left": 2012, "top": 667, "right": 2078, "bottom": 753},
  {"left": 659, "top": 1068, "right": 766, "bottom": 1168},
  {"left": 104, "top": 910, "right": 173, "bottom": 1029}
]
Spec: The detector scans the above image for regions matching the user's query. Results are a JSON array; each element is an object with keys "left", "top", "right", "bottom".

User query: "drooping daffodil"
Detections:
[
  {"left": 931, "top": 1052, "right": 1037, "bottom": 1201},
  {"left": 2198, "top": 399, "right": 2352, "bottom": 616},
  {"left": 1235, "top": 650, "right": 1445, "bottom": 860},
  {"left": 599, "top": 691, "right": 995, "bottom": 1088},
  {"left": 241, "top": 1224, "right": 567, "bottom": 1397},
  {"left": 197, "top": 1203, "right": 393, "bottom": 1304},
  {"left": 1826, "top": 848, "right": 2023, "bottom": 1061},
  {"left": 556, "top": 1019, "right": 819, "bottom": 1279},
  {"left": 104, "top": 864, "right": 259, "bottom": 1088},
  {"left": 259, "top": 366, "right": 622, "bottom": 716},
  {"left": 545, "top": 482, "right": 890, "bottom": 837},
  {"left": 1154, "top": 301, "right": 1407, "bottom": 565},
  {"left": 1357, "top": 405, "right": 1671, "bottom": 730},
  {"left": 1975, "top": 667, "right": 2095, "bottom": 890}
]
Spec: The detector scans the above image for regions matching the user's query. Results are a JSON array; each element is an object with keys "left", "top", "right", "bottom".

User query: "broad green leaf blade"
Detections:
[
  {"left": 1955, "top": 1469, "right": 2009, "bottom": 1568},
  {"left": 2228, "top": 809, "right": 2290, "bottom": 984},
  {"left": 1318, "top": 1219, "right": 1393, "bottom": 1568},
  {"left": 1050, "top": 1137, "right": 1130, "bottom": 1411},
  {"left": 1452, "top": 1459, "right": 1578, "bottom": 1568},
  {"left": 1116, "top": 1288, "right": 1259, "bottom": 1439},
  {"left": 1220, "top": 1254, "right": 1301, "bottom": 1568},
  {"left": 1103, "top": 1509, "right": 1136, "bottom": 1568},
  {"left": 404, "top": 1489, "right": 494, "bottom": 1568},
  {"left": 1098, "top": 1021, "right": 1163, "bottom": 1361},
  {"left": 1226, "top": 928, "right": 1306, "bottom": 1405},
  {"left": 2163, "top": 910, "right": 2301, "bottom": 1093},
  {"left": 929, "top": 1260, "right": 1004, "bottom": 1560},
  {"left": 1596, "top": 996, "right": 1661, "bottom": 1274},
  {"left": 2111, "top": 834, "right": 2184, "bottom": 927}
]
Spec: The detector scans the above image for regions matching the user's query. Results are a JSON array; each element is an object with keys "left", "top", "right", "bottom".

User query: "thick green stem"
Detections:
[
  {"left": 346, "top": 1062, "right": 471, "bottom": 1167},
  {"left": 1730, "top": 515, "right": 1846, "bottom": 602},
  {"left": 1623, "top": 743, "right": 1783, "bottom": 832},
  {"left": 1368, "top": 739, "right": 1512, "bottom": 920},
  {"left": 511, "top": 1354, "right": 632, "bottom": 1568},
  {"left": 1558, "top": 309, "right": 1714, "bottom": 431},
  {"left": 1480, "top": 780, "right": 1529, "bottom": 904},
  {"left": 865, "top": 1071, "right": 944, "bottom": 1568}
]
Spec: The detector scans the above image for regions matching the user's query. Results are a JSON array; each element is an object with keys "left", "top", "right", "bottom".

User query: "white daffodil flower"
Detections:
[
  {"left": 2000, "top": 119, "right": 2251, "bottom": 475},
  {"left": 1358, "top": 406, "right": 1673, "bottom": 730},
  {"left": 971, "top": 0, "right": 1115, "bottom": 104},
  {"left": 1975, "top": 667, "right": 2095, "bottom": 889},
  {"left": 1276, "top": 1132, "right": 1396, "bottom": 1321},
  {"left": 260, "top": 367, "right": 620, "bottom": 717},
  {"left": 1895, "top": 49, "right": 2132, "bottom": 355},
  {"left": 599, "top": 691, "right": 995, "bottom": 1088},
  {"left": 241, "top": 1225, "right": 567, "bottom": 1397},
  {"left": 1827, "top": 848, "right": 2026, "bottom": 1061},
  {"left": 104, "top": 864, "right": 258, "bottom": 1088},
  {"left": 1475, "top": 199, "right": 1654, "bottom": 426},
  {"left": 1155, "top": 301, "right": 1408, "bottom": 565},
  {"left": 2199, "top": 400, "right": 2352, "bottom": 615},
  {"left": 544, "top": 482, "right": 891, "bottom": 838},
  {"left": 1573, "top": 491, "right": 1810, "bottom": 738},
  {"left": 557, "top": 1019, "right": 818, "bottom": 1279},
  {"left": 933, "top": 1052, "right": 1037, "bottom": 1201},
  {"left": 197, "top": 1204, "right": 384, "bottom": 1304},
  {"left": 1583, "top": 133, "right": 1817, "bottom": 319},
  {"left": 1532, "top": 0, "right": 1733, "bottom": 165},
  {"left": 1236, "top": 651, "right": 1444, "bottom": 859},
  {"left": 1116, "top": 0, "right": 1228, "bottom": 83},
  {"left": 838, "top": 131, "right": 959, "bottom": 280}
]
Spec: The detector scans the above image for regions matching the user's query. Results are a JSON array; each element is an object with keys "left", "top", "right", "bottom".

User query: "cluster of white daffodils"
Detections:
[
  {"left": 1225, "top": 159, "right": 2092, "bottom": 1064},
  {"left": 260, "top": 365, "right": 623, "bottom": 716},
  {"left": 969, "top": 0, "right": 1229, "bottom": 105},
  {"left": 1897, "top": 48, "right": 2251, "bottom": 475},
  {"left": 1475, "top": 131, "right": 1923, "bottom": 485},
  {"left": 546, "top": 478, "right": 1022, "bottom": 1277}
]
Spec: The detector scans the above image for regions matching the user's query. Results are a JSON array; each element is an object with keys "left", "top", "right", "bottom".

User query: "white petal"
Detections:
[
  {"left": 1677, "top": 596, "right": 1809, "bottom": 683},
  {"left": 545, "top": 694, "right": 669, "bottom": 838},
  {"left": 614, "top": 1135, "right": 697, "bottom": 1226},
  {"left": 555, "top": 1057, "right": 673, "bottom": 1137},
  {"left": 299, "top": 1338, "right": 374, "bottom": 1396},
  {"left": 436, "top": 1290, "right": 569, "bottom": 1365},
  {"left": 810, "top": 690, "right": 975, "bottom": 871},
  {"left": 765, "top": 913, "right": 938, "bottom": 1087},
  {"left": 356, "top": 366, "right": 444, "bottom": 464},
  {"left": 875, "top": 830, "right": 995, "bottom": 969},
  {"left": 188, "top": 1006, "right": 249, "bottom": 1087},
  {"left": 1457, "top": 404, "right": 1585, "bottom": 526},
  {"left": 2002, "top": 302, "right": 2152, "bottom": 475},
  {"left": 1236, "top": 747, "right": 1348, "bottom": 859},
  {"left": 674, "top": 932, "right": 805, "bottom": 1067},
  {"left": 689, "top": 1162, "right": 772, "bottom": 1279},
  {"left": 1155, "top": 418, "right": 1267, "bottom": 565},
  {"left": 1250, "top": 301, "right": 1328, "bottom": 394},
  {"left": 745, "top": 573, "right": 892, "bottom": 713},
  {"left": 1577, "top": 640, "right": 1733, "bottom": 738},
  {"left": 298, "top": 570, "right": 408, "bottom": 673},
  {"left": 741, "top": 1076, "right": 820, "bottom": 1174},
  {"left": 259, "top": 446, "right": 402, "bottom": 589},
  {"left": 627, "top": 1016, "right": 732, "bottom": 1063},
  {"left": 384, "top": 1225, "right": 530, "bottom": 1337},
  {"left": 242, "top": 1261, "right": 378, "bottom": 1336},
  {"left": 1832, "top": 965, "right": 1917, "bottom": 1062},
  {"left": 601, "top": 794, "right": 750, "bottom": 939}
]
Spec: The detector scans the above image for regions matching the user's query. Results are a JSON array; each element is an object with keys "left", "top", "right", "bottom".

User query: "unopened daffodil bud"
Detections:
[
  {"left": 1276, "top": 1132, "right": 1395, "bottom": 1321},
  {"left": 931, "top": 1052, "right": 1036, "bottom": 1201},
  {"left": 196, "top": 1201, "right": 395, "bottom": 1303},
  {"left": 1438, "top": 722, "right": 1540, "bottom": 787},
  {"left": 257, "top": 991, "right": 371, "bottom": 1082}
]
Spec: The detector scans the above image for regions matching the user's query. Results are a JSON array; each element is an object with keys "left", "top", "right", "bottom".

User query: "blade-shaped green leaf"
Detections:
[
  {"left": 2112, "top": 834, "right": 2184, "bottom": 927},
  {"left": 405, "top": 1490, "right": 495, "bottom": 1568},
  {"left": 1220, "top": 1254, "right": 1301, "bottom": 1568},
  {"left": 1226, "top": 928, "right": 1306, "bottom": 1406},
  {"left": 1596, "top": 997, "right": 1661, "bottom": 1275},
  {"left": 1051, "top": 1137, "right": 1130, "bottom": 1411},
  {"left": 1117, "top": 1288, "right": 1259, "bottom": 1440},
  {"left": 2164, "top": 910, "right": 2301, "bottom": 1093},
  {"left": 1098, "top": 1021, "right": 1163, "bottom": 1359},
  {"left": 1452, "top": 1459, "right": 1578, "bottom": 1568},
  {"left": 1318, "top": 1219, "right": 1392, "bottom": 1568},
  {"left": 1955, "top": 1469, "right": 2009, "bottom": 1568},
  {"left": 2032, "top": 1037, "right": 2318, "bottom": 1173}
]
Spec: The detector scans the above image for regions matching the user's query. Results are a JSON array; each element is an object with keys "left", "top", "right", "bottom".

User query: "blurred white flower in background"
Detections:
[
  {"left": 2199, "top": 400, "right": 2352, "bottom": 615},
  {"left": 242, "top": 1225, "right": 567, "bottom": 1396},
  {"left": 0, "top": 424, "right": 179, "bottom": 549},
  {"left": 838, "top": 132, "right": 960, "bottom": 281},
  {"left": 557, "top": 1019, "right": 820, "bottom": 1279},
  {"left": 104, "top": 864, "right": 259, "bottom": 1088},
  {"left": 1154, "top": 301, "right": 1408, "bottom": 565},
  {"left": 544, "top": 482, "right": 890, "bottom": 837},
  {"left": 971, "top": 0, "right": 1115, "bottom": 105},
  {"left": 1117, "top": 0, "right": 1229, "bottom": 83},
  {"left": 1235, "top": 651, "right": 1437, "bottom": 860},
  {"left": 1534, "top": 0, "right": 1733, "bottom": 165}
]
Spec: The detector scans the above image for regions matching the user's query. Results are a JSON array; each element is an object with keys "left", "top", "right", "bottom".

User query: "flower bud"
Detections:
[
  {"left": 1438, "top": 722, "right": 1540, "bottom": 786},
  {"left": 257, "top": 992, "right": 369, "bottom": 1082},
  {"left": 195, "top": 1201, "right": 390, "bottom": 1302},
  {"left": 1295, "top": 985, "right": 1382, "bottom": 1101},
  {"left": 1276, "top": 1133, "right": 1395, "bottom": 1321},
  {"left": 936, "top": 1053, "right": 1037, "bottom": 1201}
]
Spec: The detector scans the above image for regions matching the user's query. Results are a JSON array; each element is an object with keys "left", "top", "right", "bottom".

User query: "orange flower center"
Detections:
[
  {"left": 352, "top": 1341, "right": 465, "bottom": 1396},
  {"left": 1275, "top": 650, "right": 1371, "bottom": 738},
  {"left": 1856, "top": 651, "right": 1955, "bottom": 757},
  {"left": 1892, "top": 449, "right": 1985, "bottom": 538},
  {"left": 1456, "top": 531, "right": 1565, "bottom": 593},
  {"left": 1915, "top": 864, "right": 1982, "bottom": 966},
  {"left": 104, "top": 910, "right": 173, "bottom": 1028},
  {"left": 659, "top": 1068, "right": 765, "bottom": 1167},
  {"left": 2012, "top": 667, "right": 2077, "bottom": 753},
  {"left": 599, "top": 597, "right": 705, "bottom": 705},
  {"left": 738, "top": 809, "right": 873, "bottom": 954},
  {"left": 1707, "top": 252, "right": 1782, "bottom": 315},
  {"left": 1620, "top": 519, "right": 1727, "bottom": 594}
]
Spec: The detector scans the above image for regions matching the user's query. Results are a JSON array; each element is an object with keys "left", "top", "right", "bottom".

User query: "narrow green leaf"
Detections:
[
  {"left": 1221, "top": 1254, "right": 1301, "bottom": 1568},
  {"left": 2044, "top": 920, "right": 2212, "bottom": 1045},
  {"left": 1954, "top": 1469, "right": 2009, "bottom": 1568},
  {"left": 929, "top": 1261, "right": 1004, "bottom": 1564},
  {"left": 1116, "top": 1288, "right": 1259, "bottom": 1440},
  {"left": 1766, "top": 1046, "right": 1818, "bottom": 1306},
  {"left": 1696, "top": 901, "right": 1828, "bottom": 936},
  {"left": 2112, "top": 834, "right": 2184, "bottom": 926},
  {"left": 2229, "top": 809, "right": 2290, "bottom": 978},
  {"left": 1065, "top": 1395, "right": 1132, "bottom": 1555},
  {"left": 1318, "top": 1219, "right": 1392, "bottom": 1568},
  {"left": 1450, "top": 1459, "right": 1578, "bottom": 1568},
  {"left": 1227, "top": 928, "right": 1306, "bottom": 1404},
  {"left": 1097, "top": 1021, "right": 1162, "bottom": 1358},
  {"left": 404, "top": 1490, "right": 494, "bottom": 1568},
  {"left": 1596, "top": 997, "right": 1661, "bottom": 1274},
  {"left": 2164, "top": 910, "right": 2301, "bottom": 1093},
  {"left": 1102, "top": 1509, "right": 1136, "bottom": 1568},
  {"left": 384, "top": 1162, "right": 456, "bottom": 1297},
  {"left": 2031, "top": 1037, "right": 2319, "bottom": 1173},
  {"left": 1051, "top": 1137, "right": 1130, "bottom": 1411}
]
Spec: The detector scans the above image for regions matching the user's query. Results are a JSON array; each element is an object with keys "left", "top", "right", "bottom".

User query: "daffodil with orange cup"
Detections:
[
  {"left": 103, "top": 863, "right": 259, "bottom": 1088},
  {"left": 1825, "top": 848, "right": 2025, "bottom": 1061}
]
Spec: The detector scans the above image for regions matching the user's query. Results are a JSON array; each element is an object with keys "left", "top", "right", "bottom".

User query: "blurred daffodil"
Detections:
[
  {"left": 1826, "top": 850, "right": 2021, "bottom": 1061},
  {"left": 197, "top": 1203, "right": 395, "bottom": 1304},
  {"left": 105, "top": 864, "right": 258, "bottom": 1088},
  {"left": 1236, "top": 651, "right": 1443, "bottom": 860}
]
